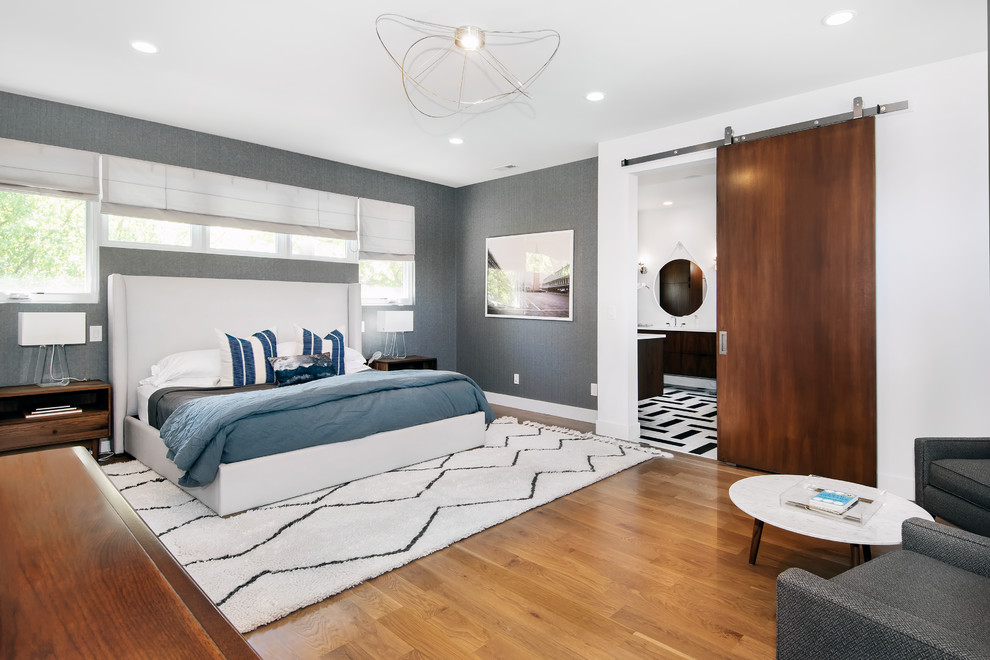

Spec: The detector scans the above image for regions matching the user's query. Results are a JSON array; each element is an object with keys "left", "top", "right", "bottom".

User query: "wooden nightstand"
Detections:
[
  {"left": 369, "top": 355, "right": 438, "bottom": 371},
  {"left": 0, "top": 380, "right": 111, "bottom": 457}
]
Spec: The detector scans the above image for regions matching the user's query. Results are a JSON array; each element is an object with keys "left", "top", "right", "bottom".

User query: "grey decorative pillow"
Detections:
[{"left": 268, "top": 352, "right": 340, "bottom": 387}]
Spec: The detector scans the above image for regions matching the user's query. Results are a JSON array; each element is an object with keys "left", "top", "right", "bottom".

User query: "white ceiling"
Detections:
[
  {"left": 639, "top": 160, "right": 717, "bottom": 213},
  {"left": 1, "top": 1, "right": 985, "bottom": 188}
]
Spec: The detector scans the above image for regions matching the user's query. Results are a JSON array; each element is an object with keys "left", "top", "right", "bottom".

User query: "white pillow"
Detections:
[
  {"left": 277, "top": 341, "right": 299, "bottom": 356},
  {"left": 140, "top": 349, "right": 221, "bottom": 387},
  {"left": 216, "top": 328, "right": 278, "bottom": 387},
  {"left": 344, "top": 347, "right": 371, "bottom": 374}
]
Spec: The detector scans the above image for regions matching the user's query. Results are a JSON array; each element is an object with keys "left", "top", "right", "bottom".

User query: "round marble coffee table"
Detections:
[{"left": 729, "top": 474, "right": 933, "bottom": 565}]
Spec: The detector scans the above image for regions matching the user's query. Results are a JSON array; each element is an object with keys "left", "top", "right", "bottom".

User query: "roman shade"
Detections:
[
  {"left": 358, "top": 198, "right": 415, "bottom": 261},
  {"left": 101, "top": 155, "right": 358, "bottom": 240},
  {"left": 0, "top": 137, "right": 100, "bottom": 200}
]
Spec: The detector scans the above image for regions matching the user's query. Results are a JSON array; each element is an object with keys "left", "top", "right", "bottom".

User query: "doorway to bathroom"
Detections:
[{"left": 635, "top": 157, "right": 718, "bottom": 459}]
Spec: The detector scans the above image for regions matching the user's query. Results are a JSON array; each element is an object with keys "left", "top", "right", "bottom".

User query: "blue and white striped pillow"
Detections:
[
  {"left": 216, "top": 328, "right": 278, "bottom": 386},
  {"left": 295, "top": 326, "right": 345, "bottom": 376}
]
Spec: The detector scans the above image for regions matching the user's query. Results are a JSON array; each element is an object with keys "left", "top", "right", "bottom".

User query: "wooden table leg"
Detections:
[
  {"left": 849, "top": 543, "right": 873, "bottom": 565},
  {"left": 748, "top": 519, "right": 764, "bottom": 565}
]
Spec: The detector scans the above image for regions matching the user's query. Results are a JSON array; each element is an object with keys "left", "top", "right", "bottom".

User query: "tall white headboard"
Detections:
[{"left": 107, "top": 274, "right": 362, "bottom": 453}]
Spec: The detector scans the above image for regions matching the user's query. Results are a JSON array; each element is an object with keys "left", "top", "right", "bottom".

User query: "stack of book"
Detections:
[
  {"left": 24, "top": 405, "right": 82, "bottom": 419},
  {"left": 808, "top": 488, "right": 859, "bottom": 515}
]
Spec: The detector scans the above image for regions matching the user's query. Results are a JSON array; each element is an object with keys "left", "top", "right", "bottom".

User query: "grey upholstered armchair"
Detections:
[
  {"left": 776, "top": 517, "right": 990, "bottom": 659},
  {"left": 916, "top": 436, "right": 990, "bottom": 537}
]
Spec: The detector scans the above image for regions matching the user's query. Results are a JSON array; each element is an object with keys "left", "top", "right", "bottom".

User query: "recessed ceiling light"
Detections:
[
  {"left": 585, "top": 91, "right": 605, "bottom": 102},
  {"left": 449, "top": 137, "right": 464, "bottom": 145},
  {"left": 130, "top": 40, "right": 159, "bottom": 54},
  {"left": 662, "top": 201, "right": 673, "bottom": 206},
  {"left": 822, "top": 10, "right": 856, "bottom": 27}
]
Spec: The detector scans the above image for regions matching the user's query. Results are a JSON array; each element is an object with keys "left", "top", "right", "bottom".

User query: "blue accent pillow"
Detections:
[
  {"left": 216, "top": 328, "right": 277, "bottom": 386},
  {"left": 296, "top": 326, "right": 345, "bottom": 375},
  {"left": 268, "top": 352, "right": 339, "bottom": 387}
]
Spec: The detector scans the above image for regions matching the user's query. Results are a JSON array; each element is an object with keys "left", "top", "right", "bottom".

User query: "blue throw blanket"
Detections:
[{"left": 160, "top": 370, "right": 495, "bottom": 487}]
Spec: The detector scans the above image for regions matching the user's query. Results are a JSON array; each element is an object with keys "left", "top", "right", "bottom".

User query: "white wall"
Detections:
[
  {"left": 597, "top": 52, "right": 990, "bottom": 498},
  {"left": 637, "top": 188, "right": 717, "bottom": 331}
]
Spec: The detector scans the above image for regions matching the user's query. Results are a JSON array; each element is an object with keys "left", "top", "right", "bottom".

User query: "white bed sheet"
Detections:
[{"left": 136, "top": 382, "right": 156, "bottom": 425}]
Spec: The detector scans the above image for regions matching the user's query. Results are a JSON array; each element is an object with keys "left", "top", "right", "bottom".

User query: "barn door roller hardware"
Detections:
[{"left": 621, "top": 97, "right": 908, "bottom": 167}]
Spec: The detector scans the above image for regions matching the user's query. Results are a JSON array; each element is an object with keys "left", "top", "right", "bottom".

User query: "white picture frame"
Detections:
[{"left": 485, "top": 230, "right": 573, "bottom": 321}]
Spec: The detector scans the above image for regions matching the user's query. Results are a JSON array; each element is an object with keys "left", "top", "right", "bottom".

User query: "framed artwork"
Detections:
[{"left": 485, "top": 229, "right": 573, "bottom": 321}]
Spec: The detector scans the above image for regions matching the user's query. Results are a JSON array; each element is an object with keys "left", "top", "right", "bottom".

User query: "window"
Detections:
[
  {"left": 0, "top": 190, "right": 97, "bottom": 302},
  {"left": 360, "top": 260, "right": 415, "bottom": 305},
  {"left": 106, "top": 214, "right": 192, "bottom": 247},
  {"left": 208, "top": 226, "right": 277, "bottom": 254},
  {"left": 291, "top": 235, "right": 349, "bottom": 260},
  {"left": 101, "top": 215, "right": 357, "bottom": 263}
]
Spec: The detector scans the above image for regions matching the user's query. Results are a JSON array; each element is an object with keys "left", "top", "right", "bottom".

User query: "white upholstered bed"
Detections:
[{"left": 108, "top": 274, "right": 486, "bottom": 516}]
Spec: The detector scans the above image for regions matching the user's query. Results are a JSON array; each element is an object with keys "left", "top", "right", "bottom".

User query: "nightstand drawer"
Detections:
[
  {"left": 369, "top": 355, "right": 437, "bottom": 371},
  {"left": 0, "top": 412, "right": 109, "bottom": 452}
]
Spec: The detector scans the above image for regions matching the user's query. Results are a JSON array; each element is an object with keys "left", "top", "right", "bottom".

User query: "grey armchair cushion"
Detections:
[
  {"left": 916, "top": 437, "right": 990, "bottom": 537},
  {"left": 831, "top": 551, "right": 990, "bottom": 647},
  {"left": 777, "top": 569, "right": 985, "bottom": 659},
  {"left": 776, "top": 518, "right": 990, "bottom": 660},
  {"left": 929, "top": 459, "right": 990, "bottom": 510}
]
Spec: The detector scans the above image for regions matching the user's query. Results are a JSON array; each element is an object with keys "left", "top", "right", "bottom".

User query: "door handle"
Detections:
[{"left": 719, "top": 331, "right": 727, "bottom": 355}]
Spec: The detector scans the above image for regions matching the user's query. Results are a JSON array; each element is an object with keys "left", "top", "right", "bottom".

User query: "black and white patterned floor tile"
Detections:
[{"left": 638, "top": 386, "right": 718, "bottom": 459}]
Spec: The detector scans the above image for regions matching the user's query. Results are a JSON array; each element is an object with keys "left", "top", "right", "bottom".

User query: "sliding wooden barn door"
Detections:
[{"left": 716, "top": 118, "right": 877, "bottom": 485}]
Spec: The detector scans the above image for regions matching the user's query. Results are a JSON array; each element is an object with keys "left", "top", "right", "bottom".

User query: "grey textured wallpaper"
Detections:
[
  {"left": 454, "top": 158, "right": 598, "bottom": 410},
  {"left": 0, "top": 91, "right": 457, "bottom": 385}
]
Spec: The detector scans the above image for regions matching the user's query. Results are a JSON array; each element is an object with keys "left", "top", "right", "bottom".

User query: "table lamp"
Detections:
[
  {"left": 377, "top": 311, "right": 413, "bottom": 359},
  {"left": 18, "top": 312, "right": 87, "bottom": 386}
]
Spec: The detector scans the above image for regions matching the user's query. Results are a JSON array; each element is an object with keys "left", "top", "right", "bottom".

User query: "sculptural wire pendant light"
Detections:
[{"left": 375, "top": 14, "right": 561, "bottom": 118}]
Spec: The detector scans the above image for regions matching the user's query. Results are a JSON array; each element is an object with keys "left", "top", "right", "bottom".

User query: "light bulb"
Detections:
[{"left": 454, "top": 26, "right": 485, "bottom": 51}]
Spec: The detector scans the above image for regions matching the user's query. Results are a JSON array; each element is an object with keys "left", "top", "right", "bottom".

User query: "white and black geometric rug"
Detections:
[
  {"left": 102, "top": 418, "right": 666, "bottom": 633},
  {"left": 638, "top": 386, "right": 718, "bottom": 459}
]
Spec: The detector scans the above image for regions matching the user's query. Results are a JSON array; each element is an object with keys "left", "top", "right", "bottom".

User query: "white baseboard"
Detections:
[{"left": 484, "top": 392, "right": 597, "bottom": 424}]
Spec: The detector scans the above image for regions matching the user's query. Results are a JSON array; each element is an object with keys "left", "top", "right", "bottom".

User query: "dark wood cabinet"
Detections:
[
  {"left": 369, "top": 355, "right": 438, "bottom": 371},
  {"left": 638, "top": 337, "right": 665, "bottom": 399},
  {"left": 658, "top": 330, "right": 717, "bottom": 379},
  {"left": 0, "top": 380, "right": 110, "bottom": 456}
]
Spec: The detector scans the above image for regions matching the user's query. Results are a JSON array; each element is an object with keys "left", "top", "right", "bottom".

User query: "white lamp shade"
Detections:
[
  {"left": 18, "top": 312, "right": 87, "bottom": 346},
  {"left": 377, "top": 310, "right": 414, "bottom": 333}
]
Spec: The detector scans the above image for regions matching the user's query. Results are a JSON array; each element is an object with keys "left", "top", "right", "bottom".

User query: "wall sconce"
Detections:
[
  {"left": 638, "top": 262, "right": 648, "bottom": 274},
  {"left": 18, "top": 312, "right": 86, "bottom": 386},
  {"left": 377, "top": 310, "right": 413, "bottom": 359}
]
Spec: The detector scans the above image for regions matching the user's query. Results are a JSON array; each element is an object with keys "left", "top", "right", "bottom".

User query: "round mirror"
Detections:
[{"left": 655, "top": 259, "right": 707, "bottom": 316}]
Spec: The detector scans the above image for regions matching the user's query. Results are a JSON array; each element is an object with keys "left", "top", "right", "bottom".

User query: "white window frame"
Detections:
[
  {"left": 99, "top": 215, "right": 358, "bottom": 263},
  {"left": 2, "top": 197, "right": 99, "bottom": 304},
  {"left": 360, "top": 260, "right": 416, "bottom": 306}
]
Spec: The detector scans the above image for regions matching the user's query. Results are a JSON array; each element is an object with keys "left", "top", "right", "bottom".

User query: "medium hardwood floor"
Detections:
[{"left": 244, "top": 407, "right": 865, "bottom": 659}]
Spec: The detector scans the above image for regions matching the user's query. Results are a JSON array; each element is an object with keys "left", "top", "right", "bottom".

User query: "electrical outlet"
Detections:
[
  {"left": 590, "top": 383, "right": 598, "bottom": 396},
  {"left": 513, "top": 373, "right": 519, "bottom": 385},
  {"left": 89, "top": 325, "right": 103, "bottom": 342}
]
